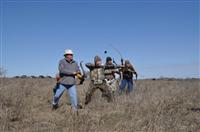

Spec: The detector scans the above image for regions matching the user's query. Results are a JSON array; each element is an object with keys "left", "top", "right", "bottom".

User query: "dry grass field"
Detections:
[{"left": 0, "top": 78, "right": 199, "bottom": 132}]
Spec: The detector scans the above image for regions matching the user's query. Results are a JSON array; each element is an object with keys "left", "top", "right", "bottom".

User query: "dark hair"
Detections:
[{"left": 106, "top": 57, "right": 112, "bottom": 63}]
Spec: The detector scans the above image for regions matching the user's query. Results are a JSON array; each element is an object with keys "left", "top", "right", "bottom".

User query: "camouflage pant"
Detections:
[
  {"left": 105, "top": 79, "right": 119, "bottom": 93},
  {"left": 85, "top": 81, "right": 112, "bottom": 105}
]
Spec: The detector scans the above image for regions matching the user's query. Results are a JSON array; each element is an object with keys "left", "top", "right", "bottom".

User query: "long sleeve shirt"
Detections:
[{"left": 59, "top": 58, "right": 80, "bottom": 85}]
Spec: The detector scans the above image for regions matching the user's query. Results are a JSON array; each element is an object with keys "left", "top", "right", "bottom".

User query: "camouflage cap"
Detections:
[
  {"left": 94, "top": 55, "right": 102, "bottom": 63},
  {"left": 125, "top": 60, "right": 130, "bottom": 65}
]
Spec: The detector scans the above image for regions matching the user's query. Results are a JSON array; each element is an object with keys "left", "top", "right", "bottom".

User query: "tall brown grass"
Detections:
[{"left": 0, "top": 78, "right": 199, "bottom": 132}]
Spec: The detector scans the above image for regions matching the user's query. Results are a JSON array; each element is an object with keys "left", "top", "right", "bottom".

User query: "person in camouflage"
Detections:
[
  {"left": 84, "top": 56, "right": 112, "bottom": 105},
  {"left": 104, "top": 57, "right": 120, "bottom": 95}
]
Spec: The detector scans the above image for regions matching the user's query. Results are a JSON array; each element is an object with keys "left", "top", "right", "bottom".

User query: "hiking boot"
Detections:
[
  {"left": 77, "top": 103, "right": 83, "bottom": 109},
  {"left": 52, "top": 104, "right": 58, "bottom": 110}
]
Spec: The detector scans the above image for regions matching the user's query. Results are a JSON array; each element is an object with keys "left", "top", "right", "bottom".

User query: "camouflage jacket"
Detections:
[{"left": 85, "top": 63, "right": 105, "bottom": 85}]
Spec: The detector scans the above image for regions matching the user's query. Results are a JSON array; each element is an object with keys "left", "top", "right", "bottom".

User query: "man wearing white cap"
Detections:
[{"left": 52, "top": 49, "right": 80, "bottom": 111}]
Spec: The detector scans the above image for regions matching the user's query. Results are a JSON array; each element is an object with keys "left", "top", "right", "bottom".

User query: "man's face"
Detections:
[
  {"left": 108, "top": 60, "right": 112, "bottom": 65},
  {"left": 96, "top": 60, "right": 102, "bottom": 66},
  {"left": 65, "top": 54, "right": 73, "bottom": 61},
  {"left": 126, "top": 63, "right": 131, "bottom": 67}
]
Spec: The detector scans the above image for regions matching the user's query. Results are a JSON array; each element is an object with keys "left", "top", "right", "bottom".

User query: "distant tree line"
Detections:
[{"left": 13, "top": 75, "right": 53, "bottom": 79}]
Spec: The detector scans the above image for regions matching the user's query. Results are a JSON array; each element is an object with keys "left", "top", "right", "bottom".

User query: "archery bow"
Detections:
[{"left": 79, "top": 61, "right": 87, "bottom": 84}]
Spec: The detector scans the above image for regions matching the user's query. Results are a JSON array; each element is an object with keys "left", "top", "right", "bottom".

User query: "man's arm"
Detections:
[
  {"left": 130, "top": 66, "right": 138, "bottom": 79},
  {"left": 85, "top": 63, "right": 95, "bottom": 70}
]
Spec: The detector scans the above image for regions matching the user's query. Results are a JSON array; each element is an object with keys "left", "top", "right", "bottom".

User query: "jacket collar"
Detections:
[{"left": 65, "top": 59, "right": 75, "bottom": 64}]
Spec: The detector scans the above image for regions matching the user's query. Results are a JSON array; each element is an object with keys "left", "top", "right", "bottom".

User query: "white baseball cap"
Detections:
[{"left": 64, "top": 49, "right": 74, "bottom": 55}]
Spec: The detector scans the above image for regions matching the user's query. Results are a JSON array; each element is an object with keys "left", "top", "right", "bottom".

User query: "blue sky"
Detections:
[{"left": 1, "top": 0, "right": 199, "bottom": 78}]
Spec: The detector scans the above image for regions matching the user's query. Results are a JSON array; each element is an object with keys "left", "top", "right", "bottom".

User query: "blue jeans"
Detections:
[
  {"left": 52, "top": 84, "right": 77, "bottom": 110},
  {"left": 119, "top": 79, "right": 134, "bottom": 94}
]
